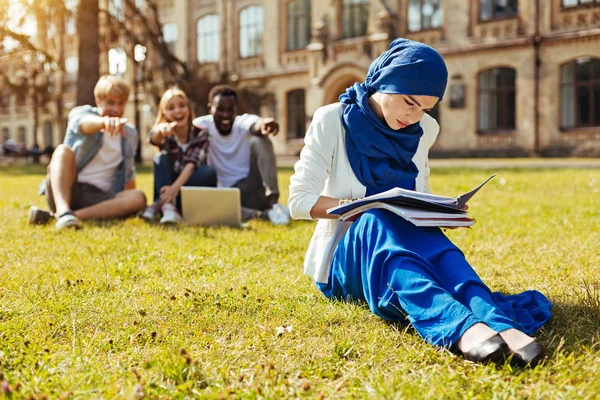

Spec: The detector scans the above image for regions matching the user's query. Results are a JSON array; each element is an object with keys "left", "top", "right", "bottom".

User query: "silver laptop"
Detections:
[{"left": 180, "top": 187, "right": 242, "bottom": 227}]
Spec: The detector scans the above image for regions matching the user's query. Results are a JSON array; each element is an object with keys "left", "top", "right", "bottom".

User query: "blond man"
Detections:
[{"left": 29, "top": 75, "right": 146, "bottom": 230}]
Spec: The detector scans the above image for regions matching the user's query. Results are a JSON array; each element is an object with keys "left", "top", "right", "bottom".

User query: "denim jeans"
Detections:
[{"left": 153, "top": 153, "right": 217, "bottom": 211}]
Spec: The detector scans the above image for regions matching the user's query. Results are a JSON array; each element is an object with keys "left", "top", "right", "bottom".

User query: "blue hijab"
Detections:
[{"left": 340, "top": 38, "right": 448, "bottom": 193}]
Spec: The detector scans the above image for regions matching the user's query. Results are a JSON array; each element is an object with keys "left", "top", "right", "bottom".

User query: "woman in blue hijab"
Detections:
[{"left": 289, "top": 38, "right": 550, "bottom": 366}]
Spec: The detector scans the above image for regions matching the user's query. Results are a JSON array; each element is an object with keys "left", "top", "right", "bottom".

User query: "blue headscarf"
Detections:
[{"left": 340, "top": 38, "right": 448, "bottom": 193}]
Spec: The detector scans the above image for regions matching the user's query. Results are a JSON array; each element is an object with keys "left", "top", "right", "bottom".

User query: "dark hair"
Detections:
[{"left": 208, "top": 85, "right": 238, "bottom": 103}]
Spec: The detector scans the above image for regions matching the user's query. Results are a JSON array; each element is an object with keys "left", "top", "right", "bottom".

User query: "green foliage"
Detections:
[{"left": 0, "top": 164, "right": 599, "bottom": 398}]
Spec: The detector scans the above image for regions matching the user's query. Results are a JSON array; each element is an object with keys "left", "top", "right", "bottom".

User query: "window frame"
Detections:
[
  {"left": 479, "top": 0, "right": 519, "bottom": 22},
  {"left": 341, "top": 0, "right": 369, "bottom": 39},
  {"left": 18, "top": 126, "right": 27, "bottom": 145},
  {"left": 239, "top": 5, "right": 264, "bottom": 58},
  {"left": 407, "top": 0, "right": 444, "bottom": 33},
  {"left": 286, "top": 89, "right": 306, "bottom": 141},
  {"left": 561, "top": 0, "right": 600, "bottom": 9},
  {"left": 477, "top": 67, "right": 517, "bottom": 134},
  {"left": 560, "top": 57, "right": 600, "bottom": 130},
  {"left": 287, "top": 0, "right": 311, "bottom": 51},
  {"left": 197, "top": 14, "right": 220, "bottom": 64},
  {"left": 0, "top": 88, "right": 10, "bottom": 112},
  {"left": 43, "top": 121, "right": 53, "bottom": 148}
]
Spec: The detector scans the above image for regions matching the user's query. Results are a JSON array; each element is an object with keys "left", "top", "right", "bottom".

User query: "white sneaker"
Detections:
[
  {"left": 267, "top": 203, "right": 291, "bottom": 225},
  {"left": 55, "top": 212, "right": 81, "bottom": 230},
  {"left": 141, "top": 205, "right": 158, "bottom": 221},
  {"left": 160, "top": 204, "right": 181, "bottom": 224}
]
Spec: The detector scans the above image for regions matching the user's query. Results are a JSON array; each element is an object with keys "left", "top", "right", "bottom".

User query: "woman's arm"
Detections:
[
  {"left": 289, "top": 107, "right": 341, "bottom": 220},
  {"left": 309, "top": 196, "right": 341, "bottom": 220},
  {"left": 172, "top": 163, "right": 195, "bottom": 190}
]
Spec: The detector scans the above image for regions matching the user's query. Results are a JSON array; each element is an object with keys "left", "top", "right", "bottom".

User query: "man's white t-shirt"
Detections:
[
  {"left": 77, "top": 132, "right": 123, "bottom": 192},
  {"left": 193, "top": 114, "right": 259, "bottom": 188}
]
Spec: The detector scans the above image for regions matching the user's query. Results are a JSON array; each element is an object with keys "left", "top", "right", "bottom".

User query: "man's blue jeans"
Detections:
[{"left": 153, "top": 153, "right": 217, "bottom": 212}]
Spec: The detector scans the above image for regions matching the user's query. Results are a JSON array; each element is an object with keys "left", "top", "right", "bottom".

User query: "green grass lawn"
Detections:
[{"left": 0, "top": 164, "right": 599, "bottom": 399}]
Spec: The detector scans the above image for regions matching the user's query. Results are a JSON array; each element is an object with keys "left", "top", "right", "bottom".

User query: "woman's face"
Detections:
[
  {"left": 369, "top": 92, "right": 439, "bottom": 130},
  {"left": 164, "top": 95, "right": 190, "bottom": 127}
]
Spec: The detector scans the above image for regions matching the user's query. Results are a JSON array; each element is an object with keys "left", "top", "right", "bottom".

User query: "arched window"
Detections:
[
  {"left": 342, "top": 0, "right": 368, "bottom": 39},
  {"left": 287, "top": 0, "right": 311, "bottom": 51},
  {"left": 408, "top": 0, "right": 443, "bottom": 32},
  {"left": 239, "top": 6, "right": 264, "bottom": 58},
  {"left": 163, "top": 23, "right": 178, "bottom": 55},
  {"left": 2, "top": 127, "right": 9, "bottom": 141},
  {"left": 561, "top": 57, "right": 600, "bottom": 129},
  {"left": 18, "top": 126, "right": 26, "bottom": 145},
  {"left": 0, "top": 88, "right": 10, "bottom": 112},
  {"left": 44, "top": 121, "right": 53, "bottom": 148},
  {"left": 480, "top": 0, "right": 518, "bottom": 21},
  {"left": 197, "top": 14, "right": 219, "bottom": 63},
  {"left": 287, "top": 89, "right": 306, "bottom": 140},
  {"left": 478, "top": 67, "right": 516, "bottom": 132}
]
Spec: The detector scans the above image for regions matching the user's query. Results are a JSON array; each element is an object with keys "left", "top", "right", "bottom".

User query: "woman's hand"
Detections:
[
  {"left": 160, "top": 184, "right": 180, "bottom": 205},
  {"left": 156, "top": 122, "right": 178, "bottom": 138}
]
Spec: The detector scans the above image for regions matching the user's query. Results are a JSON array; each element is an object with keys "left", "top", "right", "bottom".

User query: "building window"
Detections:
[
  {"left": 478, "top": 67, "right": 516, "bottom": 132},
  {"left": 109, "top": 0, "right": 125, "bottom": 22},
  {"left": 239, "top": 6, "right": 264, "bottom": 58},
  {"left": 480, "top": 0, "right": 518, "bottom": 21},
  {"left": 197, "top": 14, "right": 219, "bottom": 63},
  {"left": 2, "top": 127, "right": 9, "bottom": 141},
  {"left": 65, "top": 56, "right": 78, "bottom": 92},
  {"left": 342, "top": 0, "right": 368, "bottom": 39},
  {"left": 44, "top": 121, "right": 53, "bottom": 148},
  {"left": 561, "top": 57, "right": 600, "bottom": 129},
  {"left": 66, "top": 16, "right": 76, "bottom": 35},
  {"left": 562, "top": 0, "right": 600, "bottom": 7},
  {"left": 109, "top": 48, "right": 127, "bottom": 77},
  {"left": 16, "top": 91, "right": 27, "bottom": 111},
  {"left": 287, "top": 0, "right": 311, "bottom": 51},
  {"left": 0, "top": 88, "right": 10, "bottom": 112},
  {"left": 163, "top": 23, "right": 178, "bottom": 55},
  {"left": 18, "top": 126, "right": 26, "bottom": 145},
  {"left": 408, "top": 0, "right": 443, "bottom": 32},
  {"left": 287, "top": 89, "right": 306, "bottom": 140}
]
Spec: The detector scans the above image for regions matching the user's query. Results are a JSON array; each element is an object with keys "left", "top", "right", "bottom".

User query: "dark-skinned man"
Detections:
[{"left": 192, "top": 85, "right": 290, "bottom": 225}]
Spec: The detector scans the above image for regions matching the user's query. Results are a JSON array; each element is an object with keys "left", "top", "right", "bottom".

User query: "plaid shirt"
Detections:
[{"left": 150, "top": 126, "right": 209, "bottom": 175}]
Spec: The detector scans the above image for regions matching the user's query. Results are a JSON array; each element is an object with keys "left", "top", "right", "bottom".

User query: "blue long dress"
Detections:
[{"left": 318, "top": 180, "right": 551, "bottom": 348}]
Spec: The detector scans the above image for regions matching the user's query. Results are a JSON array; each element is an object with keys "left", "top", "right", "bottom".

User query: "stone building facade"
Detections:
[{"left": 1, "top": 0, "right": 599, "bottom": 158}]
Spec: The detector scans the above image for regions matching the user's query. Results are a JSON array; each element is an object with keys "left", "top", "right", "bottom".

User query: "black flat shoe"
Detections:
[
  {"left": 462, "top": 334, "right": 510, "bottom": 364},
  {"left": 511, "top": 340, "right": 545, "bottom": 368}
]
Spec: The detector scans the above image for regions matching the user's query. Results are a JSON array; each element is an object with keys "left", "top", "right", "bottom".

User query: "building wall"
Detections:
[{"left": 2, "top": 0, "right": 599, "bottom": 159}]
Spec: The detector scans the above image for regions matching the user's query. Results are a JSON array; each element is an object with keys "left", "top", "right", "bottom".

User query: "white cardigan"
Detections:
[{"left": 288, "top": 102, "right": 440, "bottom": 283}]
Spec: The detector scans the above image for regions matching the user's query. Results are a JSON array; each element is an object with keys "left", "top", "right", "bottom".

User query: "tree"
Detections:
[
  {"left": 112, "top": 0, "right": 214, "bottom": 111},
  {"left": 0, "top": 0, "right": 69, "bottom": 146},
  {"left": 105, "top": 0, "right": 214, "bottom": 161},
  {"left": 76, "top": 0, "right": 99, "bottom": 105}
]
